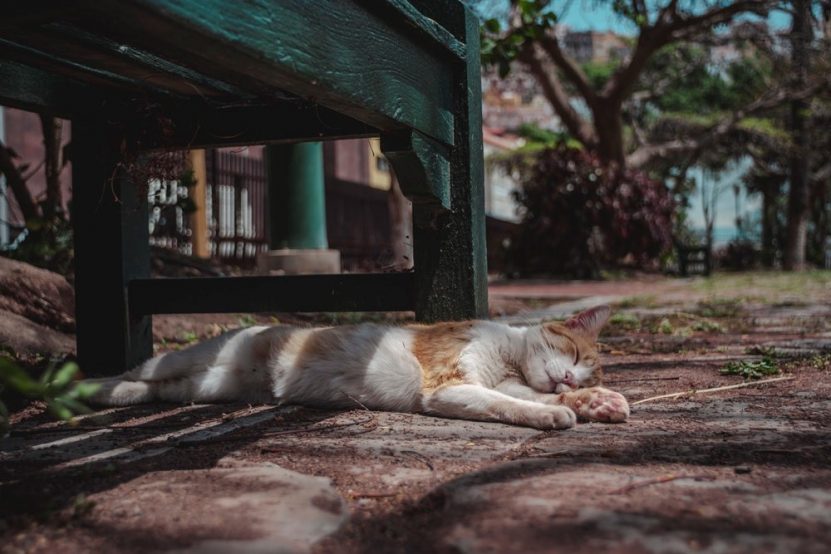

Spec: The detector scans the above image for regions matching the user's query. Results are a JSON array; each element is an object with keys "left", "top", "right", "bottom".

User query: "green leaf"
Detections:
[
  {"left": 55, "top": 396, "right": 93, "bottom": 416},
  {"left": 177, "top": 197, "right": 197, "bottom": 214},
  {"left": 0, "top": 358, "right": 44, "bottom": 397},
  {"left": 50, "top": 362, "right": 80, "bottom": 390},
  {"left": 481, "top": 38, "right": 496, "bottom": 57},
  {"left": 39, "top": 364, "right": 56, "bottom": 386},
  {"left": 68, "top": 382, "right": 102, "bottom": 400},
  {"left": 484, "top": 18, "right": 500, "bottom": 34},
  {"left": 47, "top": 399, "right": 74, "bottom": 421}
]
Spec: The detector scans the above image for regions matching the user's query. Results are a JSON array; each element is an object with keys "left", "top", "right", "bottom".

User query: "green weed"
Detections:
[
  {"left": 180, "top": 331, "right": 198, "bottom": 344},
  {"left": 616, "top": 295, "right": 658, "bottom": 309},
  {"left": 695, "top": 298, "right": 745, "bottom": 318},
  {"left": 238, "top": 314, "right": 258, "bottom": 328},
  {"left": 607, "top": 312, "right": 641, "bottom": 332},
  {"left": 721, "top": 356, "right": 780, "bottom": 380}
]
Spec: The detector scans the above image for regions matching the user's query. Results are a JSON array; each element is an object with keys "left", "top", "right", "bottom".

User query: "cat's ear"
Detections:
[{"left": 564, "top": 305, "right": 611, "bottom": 341}]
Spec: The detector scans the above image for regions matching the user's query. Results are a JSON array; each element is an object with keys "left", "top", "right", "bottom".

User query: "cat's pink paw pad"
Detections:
[{"left": 571, "top": 388, "right": 629, "bottom": 423}]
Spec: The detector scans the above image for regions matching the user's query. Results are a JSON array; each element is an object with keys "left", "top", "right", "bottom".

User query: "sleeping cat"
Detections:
[{"left": 88, "top": 305, "right": 629, "bottom": 429}]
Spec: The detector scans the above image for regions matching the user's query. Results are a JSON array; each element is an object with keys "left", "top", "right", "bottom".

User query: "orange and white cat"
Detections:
[{"left": 88, "top": 305, "right": 629, "bottom": 429}]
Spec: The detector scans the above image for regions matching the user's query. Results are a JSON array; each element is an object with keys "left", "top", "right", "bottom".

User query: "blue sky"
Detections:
[{"left": 550, "top": 1, "right": 791, "bottom": 33}]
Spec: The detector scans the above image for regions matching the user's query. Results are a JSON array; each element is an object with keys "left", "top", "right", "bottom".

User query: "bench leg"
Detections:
[
  {"left": 72, "top": 120, "right": 152, "bottom": 375},
  {"left": 413, "top": 8, "right": 488, "bottom": 322}
]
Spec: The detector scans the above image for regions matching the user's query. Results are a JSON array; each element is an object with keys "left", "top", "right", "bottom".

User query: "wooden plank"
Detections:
[
  {"left": 0, "top": 0, "right": 78, "bottom": 30},
  {"left": 128, "top": 273, "right": 416, "bottom": 315},
  {"left": 0, "top": 38, "right": 180, "bottom": 101},
  {"left": 382, "top": 130, "right": 451, "bottom": 209},
  {"left": 82, "top": 0, "right": 455, "bottom": 145},
  {"left": 370, "top": 0, "right": 465, "bottom": 59},
  {"left": 0, "top": 61, "right": 102, "bottom": 117},
  {"left": 406, "top": 0, "right": 467, "bottom": 40},
  {"left": 42, "top": 22, "right": 255, "bottom": 99},
  {"left": 72, "top": 119, "right": 153, "bottom": 376},
  {"left": 412, "top": 7, "right": 488, "bottom": 321},
  {"left": 127, "top": 101, "right": 377, "bottom": 151}
]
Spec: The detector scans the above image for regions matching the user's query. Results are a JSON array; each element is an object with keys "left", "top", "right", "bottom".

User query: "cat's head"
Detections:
[{"left": 522, "top": 305, "right": 611, "bottom": 393}]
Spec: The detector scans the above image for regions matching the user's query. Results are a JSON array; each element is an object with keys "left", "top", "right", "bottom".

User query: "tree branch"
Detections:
[
  {"left": 604, "top": 0, "right": 773, "bottom": 104},
  {"left": 668, "top": 0, "right": 771, "bottom": 39},
  {"left": 602, "top": 28, "right": 669, "bottom": 103},
  {"left": 627, "top": 138, "right": 700, "bottom": 167},
  {"left": 519, "top": 45, "right": 596, "bottom": 148},
  {"left": 538, "top": 34, "right": 598, "bottom": 107},
  {"left": 628, "top": 76, "right": 830, "bottom": 168},
  {"left": 40, "top": 114, "right": 64, "bottom": 220},
  {"left": 0, "top": 140, "right": 40, "bottom": 222}
]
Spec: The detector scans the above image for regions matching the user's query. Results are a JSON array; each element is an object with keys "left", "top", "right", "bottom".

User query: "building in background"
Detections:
[
  {"left": 482, "top": 65, "right": 561, "bottom": 132},
  {"left": 482, "top": 128, "right": 524, "bottom": 223},
  {"left": 562, "top": 30, "right": 630, "bottom": 63}
]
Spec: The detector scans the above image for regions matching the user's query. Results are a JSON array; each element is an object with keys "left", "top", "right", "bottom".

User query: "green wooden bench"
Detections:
[{"left": 0, "top": 0, "right": 487, "bottom": 375}]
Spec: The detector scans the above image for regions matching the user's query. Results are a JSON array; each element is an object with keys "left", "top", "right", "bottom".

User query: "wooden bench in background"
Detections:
[{"left": 0, "top": 0, "right": 487, "bottom": 375}]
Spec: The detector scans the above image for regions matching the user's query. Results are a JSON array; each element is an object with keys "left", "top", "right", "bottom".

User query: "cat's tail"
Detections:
[
  {"left": 123, "top": 327, "right": 263, "bottom": 382},
  {"left": 82, "top": 344, "right": 207, "bottom": 406},
  {"left": 86, "top": 374, "right": 205, "bottom": 406},
  {"left": 83, "top": 326, "right": 270, "bottom": 407}
]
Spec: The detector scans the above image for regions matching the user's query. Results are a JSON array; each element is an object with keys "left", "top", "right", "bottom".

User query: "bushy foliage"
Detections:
[
  {"left": 503, "top": 145, "right": 675, "bottom": 277},
  {"left": 0, "top": 358, "right": 98, "bottom": 437},
  {"left": 1, "top": 211, "right": 74, "bottom": 276}
]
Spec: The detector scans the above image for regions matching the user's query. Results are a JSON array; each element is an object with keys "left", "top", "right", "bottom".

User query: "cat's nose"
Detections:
[{"left": 563, "top": 370, "right": 575, "bottom": 386}]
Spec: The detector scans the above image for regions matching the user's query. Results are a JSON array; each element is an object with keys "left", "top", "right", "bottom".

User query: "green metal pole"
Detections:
[{"left": 265, "top": 142, "right": 328, "bottom": 250}]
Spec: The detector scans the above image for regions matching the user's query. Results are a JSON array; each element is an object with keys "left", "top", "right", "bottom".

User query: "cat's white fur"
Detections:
[{"left": 87, "top": 306, "right": 629, "bottom": 429}]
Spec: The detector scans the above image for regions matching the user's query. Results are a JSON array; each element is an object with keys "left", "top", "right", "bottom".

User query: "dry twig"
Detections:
[
  {"left": 631, "top": 376, "right": 794, "bottom": 405},
  {"left": 605, "top": 376, "right": 681, "bottom": 384}
]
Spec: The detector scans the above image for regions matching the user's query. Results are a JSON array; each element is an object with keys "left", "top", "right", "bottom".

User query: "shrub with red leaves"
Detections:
[{"left": 503, "top": 145, "right": 675, "bottom": 277}]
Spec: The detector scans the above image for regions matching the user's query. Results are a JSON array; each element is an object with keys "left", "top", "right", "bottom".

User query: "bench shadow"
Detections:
[{"left": 0, "top": 403, "right": 346, "bottom": 520}]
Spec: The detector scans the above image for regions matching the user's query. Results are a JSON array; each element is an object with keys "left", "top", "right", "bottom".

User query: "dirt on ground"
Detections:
[{"left": 2, "top": 272, "right": 831, "bottom": 553}]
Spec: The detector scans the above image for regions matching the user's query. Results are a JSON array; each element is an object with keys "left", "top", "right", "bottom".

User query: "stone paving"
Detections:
[{"left": 2, "top": 275, "right": 831, "bottom": 553}]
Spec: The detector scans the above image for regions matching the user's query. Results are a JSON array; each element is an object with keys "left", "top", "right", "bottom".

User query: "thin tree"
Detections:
[{"left": 783, "top": 0, "right": 813, "bottom": 270}]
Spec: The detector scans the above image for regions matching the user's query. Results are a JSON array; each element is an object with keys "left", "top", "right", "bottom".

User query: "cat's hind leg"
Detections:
[{"left": 422, "top": 384, "right": 576, "bottom": 430}]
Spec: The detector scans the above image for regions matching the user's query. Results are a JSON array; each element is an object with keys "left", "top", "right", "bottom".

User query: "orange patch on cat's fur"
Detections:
[
  {"left": 543, "top": 323, "right": 603, "bottom": 387},
  {"left": 410, "top": 321, "right": 473, "bottom": 391},
  {"left": 251, "top": 326, "right": 296, "bottom": 365},
  {"left": 294, "top": 326, "right": 355, "bottom": 367}
]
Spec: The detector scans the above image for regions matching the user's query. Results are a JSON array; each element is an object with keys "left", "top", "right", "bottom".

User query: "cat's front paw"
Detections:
[
  {"left": 525, "top": 405, "right": 576, "bottom": 430},
  {"left": 564, "top": 387, "right": 629, "bottom": 423}
]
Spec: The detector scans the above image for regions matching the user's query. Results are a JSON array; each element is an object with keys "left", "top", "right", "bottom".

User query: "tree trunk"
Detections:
[
  {"left": 39, "top": 114, "right": 64, "bottom": 220},
  {"left": 592, "top": 99, "right": 626, "bottom": 167},
  {"left": 387, "top": 171, "right": 413, "bottom": 270},
  {"left": 0, "top": 140, "right": 39, "bottom": 223},
  {"left": 808, "top": 177, "right": 829, "bottom": 266},
  {"left": 783, "top": 0, "right": 812, "bottom": 271},
  {"left": 760, "top": 180, "right": 780, "bottom": 268}
]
